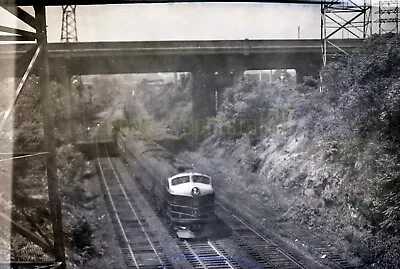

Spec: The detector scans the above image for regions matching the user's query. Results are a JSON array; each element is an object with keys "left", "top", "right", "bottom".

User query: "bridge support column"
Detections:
[
  {"left": 295, "top": 64, "right": 321, "bottom": 84},
  {"left": 60, "top": 64, "right": 76, "bottom": 144},
  {"left": 190, "top": 69, "right": 239, "bottom": 141},
  {"left": 191, "top": 71, "right": 216, "bottom": 120},
  {"left": 293, "top": 53, "right": 322, "bottom": 84}
]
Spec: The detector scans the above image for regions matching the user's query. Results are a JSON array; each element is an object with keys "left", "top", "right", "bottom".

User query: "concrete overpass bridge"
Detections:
[
  {"left": 1, "top": 38, "right": 363, "bottom": 75},
  {"left": 0, "top": 38, "right": 364, "bottom": 118}
]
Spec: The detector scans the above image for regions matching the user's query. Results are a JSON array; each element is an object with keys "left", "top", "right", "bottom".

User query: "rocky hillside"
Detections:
[
  {"left": 186, "top": 34, "right": 400, "bottom": 268},
  {"left": 131, "top": 34, "right": 400, "bottom": 268}
]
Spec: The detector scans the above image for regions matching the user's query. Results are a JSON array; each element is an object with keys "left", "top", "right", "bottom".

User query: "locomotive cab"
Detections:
[{"left": 165, "top": 172, "right": 216, "bottom": 231}]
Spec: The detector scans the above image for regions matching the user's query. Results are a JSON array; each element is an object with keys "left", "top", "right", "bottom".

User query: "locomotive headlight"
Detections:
[
  {"left": 191, "top": 187, "right": 200, "bottom": 196},
  {"left": 192, "top": 208, "right": 200, "bottom": 217}
]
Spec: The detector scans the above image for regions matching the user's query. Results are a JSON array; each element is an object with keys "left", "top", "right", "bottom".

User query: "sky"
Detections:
[
  {"left": 1, "top": 3, "right": 323, "bottom": 42},
  {"left": 0, "top": 2, "right": 388, "bottom": 42}
]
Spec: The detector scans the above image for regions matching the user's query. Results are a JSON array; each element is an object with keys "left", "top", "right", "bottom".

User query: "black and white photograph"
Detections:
[{"left": 0, "top": 0, "right": 400, "bottom": 268}]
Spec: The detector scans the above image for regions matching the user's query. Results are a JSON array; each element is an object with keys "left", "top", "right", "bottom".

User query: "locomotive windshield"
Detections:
[
  {"left": 171, "top": 176, "right": 190, "bottom": 185},
  {"left": 192, "top": 175, "right": 211, "bottom": 185}
]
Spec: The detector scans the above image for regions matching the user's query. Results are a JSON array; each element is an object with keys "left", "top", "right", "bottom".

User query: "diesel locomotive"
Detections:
[{"left": 117, "top": 130, "right": 216, "bottom": 238}]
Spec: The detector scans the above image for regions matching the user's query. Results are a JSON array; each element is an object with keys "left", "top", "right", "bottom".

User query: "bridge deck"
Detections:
[
  {"left": 0, "top": 39, "right": 363, "bottom": 58},
  {"left": 0, "top": 39, "right": 364, "bottom": 76}
]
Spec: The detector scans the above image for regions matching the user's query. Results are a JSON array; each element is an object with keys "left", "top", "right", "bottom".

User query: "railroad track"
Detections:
[
  {"left": 95, "top": 122, "right": 170, "bottom": 268},
  {"left": 117, "top": 131, "right": 313, "bottom": 269},
  {"left": 95, "top": 102, "right": 315, "bottom": 269},
  {"left": 117, "top": 135, "right": 241, "bottom": 269},
  {"left": 217, "top": 192, "right": 365, "bottom": 269},
  {"left": 275, "top": 222, "right": 360, "bottom": 269},
  {"left": 216, "top": 203, "right": 307, "bottom": 269},
  {"left": 171, "top": 142, "right": 365, "bottom": 269},
  {"left": 177, "top": 240, "right": 240, "bottom": 269}
]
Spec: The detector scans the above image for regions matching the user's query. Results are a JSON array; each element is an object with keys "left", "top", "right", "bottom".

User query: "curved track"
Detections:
[
  {"left": 95, "top": 118, "right": 170, "bottom": 268},
  {"left": 216, "top": 181, "right": 364, "bottom": 269},
  {"left": 117, "top": 130, "right": 311, "bottom": 269},
  {"left": 99, "top": 105, "right": 362, "bottom": 269}
]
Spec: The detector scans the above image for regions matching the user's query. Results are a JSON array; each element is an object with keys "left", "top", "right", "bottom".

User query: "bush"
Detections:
[
  {"left": 213, "top": 78, "right": 271, "bottom": 141},
  {"left": 319, "top": 36, "right": 400, "bottom": 236},
  {"left": 74, "top": 76, "right": 116, "bottom": 127},
  {"left": 321, "top": 33, "right": 400, "bottom": 143},
  {"left": 57, "top": 144, "right": 85, "bottom": 184},
  {"left": 71, "top": 218, "right": 94, "bottom": 255},
  {"left": 372, "top": 148, "right": 400, "bottom": 235}
]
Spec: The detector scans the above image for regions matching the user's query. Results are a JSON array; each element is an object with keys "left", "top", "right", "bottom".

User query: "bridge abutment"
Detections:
[
  {"left": 191, "top": 70, "right": 216, "bottom": 120},
  {"left": 59, "top": 63, "right": 76, "bottom": 143},
  {"left": 293, "top": 55, "right": 322, "bottom": 84},
  {"left": 190, "top": 69, "right": 241, "bottom": 141}
]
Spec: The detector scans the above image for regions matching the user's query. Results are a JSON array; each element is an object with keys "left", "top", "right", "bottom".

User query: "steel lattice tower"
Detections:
[
  {"left": 61, "top": 5, "right": 78, "bottom": 42},
  {"left": 61, "top": 5, "right": 82, "bottom": 91},
  {"left": 61, "top": 5, "right": 84, "bottom": 140},
  {"left": 377, "top": 0, "right": 400, "bottom": 34},
  {"left": 321, "top": 0, "right": 372, "bottom": 65}
]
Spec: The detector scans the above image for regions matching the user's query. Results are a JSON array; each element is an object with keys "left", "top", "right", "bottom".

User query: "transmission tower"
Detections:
[
  {"left": 61, "top": 5, "right": 81, "bottom": 92},
  {"left": 61, "top": 5, "right": 78, "bottom": 42},
  {"left": 61, "top": 5, "right": 86, "bottom": 141},
  {"left": 321, "top": 0, "right": 372, "bottom": 65},
  {"left": 61, "top": 5, "right": 84, "bottom": 95},
  {"left": 377, "top": 0, "right": 400, "bottom": 34}
]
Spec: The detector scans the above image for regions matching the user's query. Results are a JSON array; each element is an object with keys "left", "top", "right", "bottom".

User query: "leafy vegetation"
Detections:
[
  {"left": 114, "top": 34, "right": 400, "bottom": 267},
  {"left": 132, "top": 74, "right": 193, "bottom": 139},
  {"left": 3, "top": 74, "right": 121, "bottom": 267},
  {"left": 195, "top": 33, "right": 400, "bottom": 267},
  {"left": 319, "top": 33, "right": 400, "bottom": 238}
]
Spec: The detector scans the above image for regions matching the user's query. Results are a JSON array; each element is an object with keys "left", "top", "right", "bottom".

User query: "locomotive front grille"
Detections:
[
  {"left": 167, "top": 193, "right": 215, "bottom": 219},
  {"left": 169, "top": 203, "right": 214, "bottom": 217},
  {"left": 171, "top": 193, "right": 215, "bottom": 205}
]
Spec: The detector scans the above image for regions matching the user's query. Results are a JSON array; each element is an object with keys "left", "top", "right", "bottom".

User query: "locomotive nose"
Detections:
[
  {"left": 192, "top": 208, "right": 200, "bottom": 216},
  {"left": 191, "top": 187, "right": 200, "bottom": 196}
]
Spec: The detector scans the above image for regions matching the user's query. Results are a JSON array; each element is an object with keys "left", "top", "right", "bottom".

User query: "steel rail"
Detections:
[
  {"left": 207, "top": 240, "right": 237, "bottom": 269},
  {"left": 95, "top": 109, "right": 167, "bottom": 268},
  {"left": 182, "top": 240, "right": 208, "bottom": 269},
  {"left": 95, "top": 113, "right": 140, "bottom": 268},
  {"left": 104, "top": 150, "right": 165, "bottom": 267},
  {"left": 217, "top": 203, "right": 307, "bottom": 269},
  {"left": 96, "top": 147, "right": 140, "bottom": 269},
  {"left": 216, "top": 179, "right": 364, "bottom": 269},
  {"left": 179, "top": 240, "right": 239, "bottom": 269},
  {"left": 117, "top": 128, "right": 309, "bottom": 269}
]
